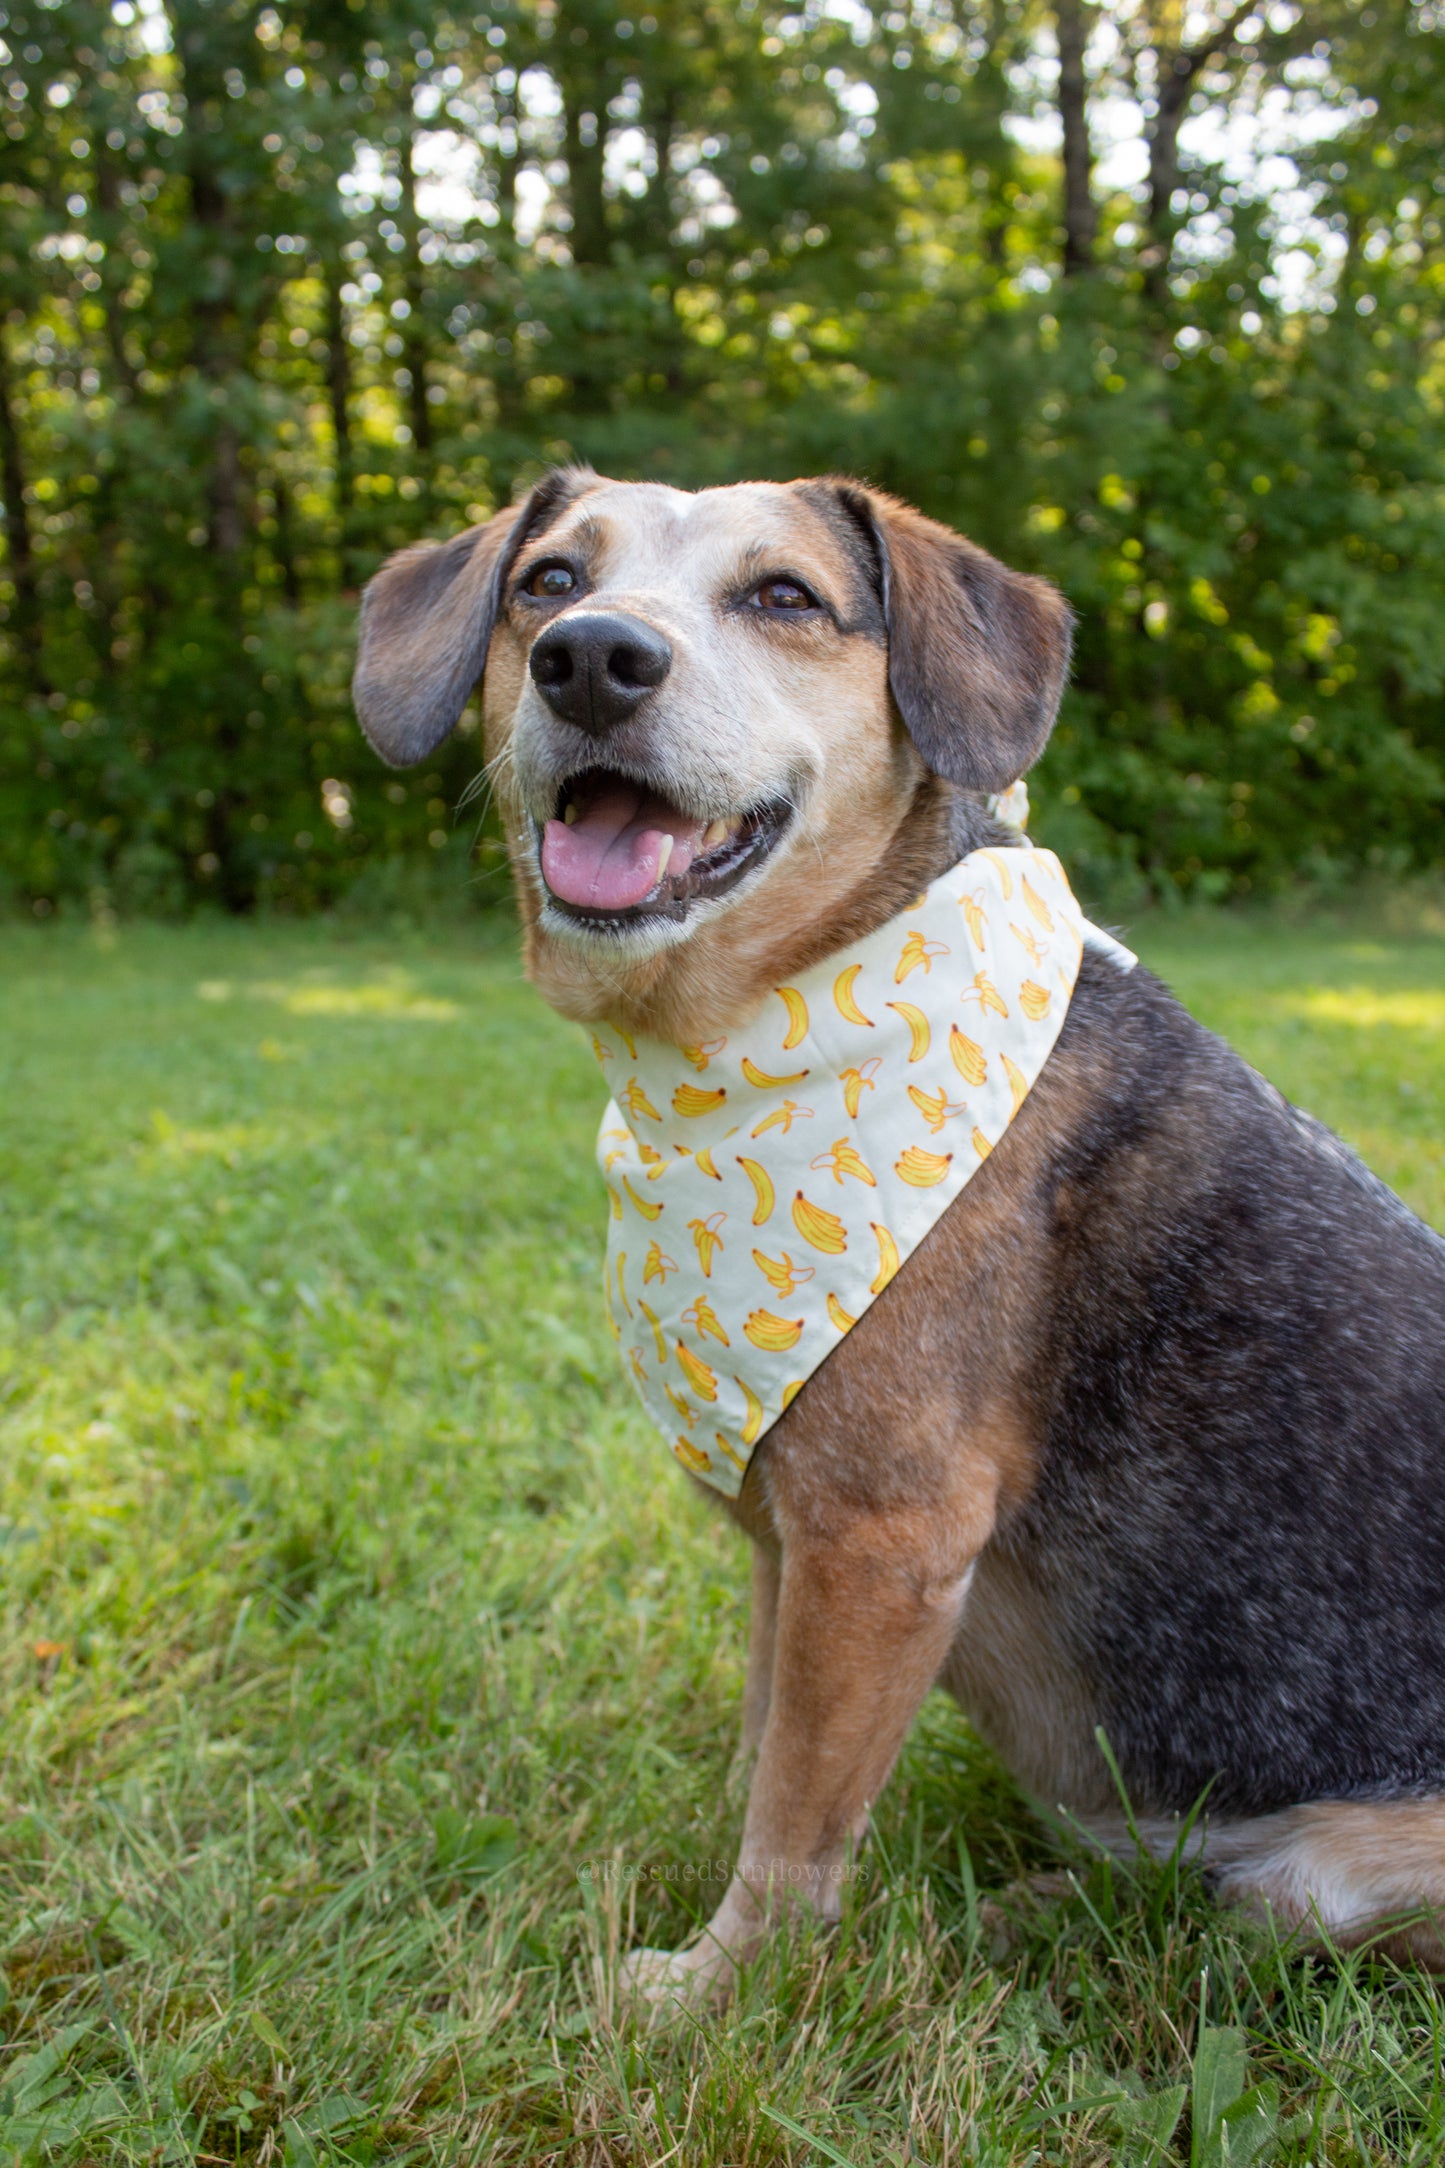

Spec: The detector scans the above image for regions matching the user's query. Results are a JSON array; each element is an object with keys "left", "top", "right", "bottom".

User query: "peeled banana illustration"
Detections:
[
  {"left": 643, "top": 1242, "right": 677, "bottom": 1286},
  {"left": 960, "top": 891, "right": 988, "bottom": 947},
  {"left": 666, "top": 1385, "right": 698, "bottom": 1428},
  {"left": 683, "top": 1294, "right": 730, "bottom": 1345},
  {"left": 752, "top": 1248, "right": 815, "bottom": 1298},
  {"left": 1011, "top": 920, "right": 1046, "bottom": 965},
  {"left": 896, "top": 1145, "right": 953, "bottom": 1188},
  {"left": 870, "top": 1222, "right": 900, "bottom": 1295},
  {"left": 962, "top": 971, "right": 1009, "bottom": 1019},
  {"left": 827, "top": 1292, "right": 857, "bottom": 1333},
  {"left": 637, "top": 1299, "right": 667, "bottom": 1365},
  {"left": 1002, "top": 1052, "right": 1029, "bottom": 1116},
  {"left": 741, "top": 1056, "right": 810, "bottom": 1090},
  {"left": 810, "top": 1139, "right": 876, "bottom": 1188},
  {"left": 949, "top": 1025, "right": 988, "bottom": 1086},
  {"left": 591, "top": 1034, "right": 612, "bottom": 1065},
  {"left": 713, "top": 1432, "right": 748, "bottom": 1473},
  {"left": 621, "top": 1077, "right": 661, "bottom": 1122},
  {"left": 775, "top": 986, "right": 810, "bottom": 1051},
  {"left": 833, "top": 964, "right": 875, "bottom": 1028},
  {"left": 622, "top": 1177, "right": 663, "bottom": 1221},
  {"left": 841, "top": 1056, "right": 882, "bottom": 1117},
  {"left": 673, "top": 1081, "right": 727, "bottom": 1118},
  {"left": 735, "top": 1375, "right": 766, "bottom": 1445},
  {"left": 972, "top": 1127, "right": 992, "bottom": 1159},
  {"left": 908, "top": 1084, "right": 968, "bottom": 1134},
  {"left": 752, "top": 1099, "right": 813, "bottom": 1139},
  {"left": 886, "top": 1001, "right": 931, "bottom": 1063},
  {"left": 736, "top": 1155, "right": 776, "bottom": 1225},
  {"left": 679, "top": 1037, "right": 726, "bottom": 1072},
  {"left": 791, "top": 1190, "right": 848, "bottom": 1255},
  {"left": 629, "top": 1347, "right": 647, "bottom": 1386},
  {"left": 896, "top": 931, "right": 949, "bottom": 983},
  {"left": 688, "top": 1210, "right": 726, "bottom": 1277},
  {"left": 744, "top": 1309, "right": 805, "bottom": 1352},
  {"left": 1021, "top": 876, "right": 1054, "bottom": 932},
  {"left": 1019, "top": 979, "right": 1051, "bottom": 1021},
  {"left": 676, "top": 1341, "right": 719, "bottom": 1401},
  {"left": 674, "top": 1433, "right": 710, "bottom": 1474}
]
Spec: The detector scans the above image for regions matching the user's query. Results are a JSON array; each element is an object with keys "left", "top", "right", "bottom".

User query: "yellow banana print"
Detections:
[
  {"left": 791, "top": 1191, "right": 848, "bottom": 1255},
  {"left": 907, "top": 1084, "right": 968, "bottom": 1135},
  {"left": 896, "top": 931, "right": 950, "bottom": 983},
  {"left": 629, "top": 1347, "right": 647, "bottom": 1386},
  {"left": 870, "top": 1222, "right": 900, "bottom": 1295},
  {"left": 637, "top": 1299, "right": 667, "bottom": 1365},
  {"left": 713, "top": 1432, "right": 748, "bottom": 1473},
  {"left": 638, "top": 1140, "right": 667, "bottom": 1179},
  {"left": 826, "top": 1292, "right": 857, "bottom": 1333},
  {"left": 978, "top": 849, "right": 1013, "bottom": 900},
  {"left": 781, "top": 1380, "right": 805, "bottom": 1411},
  {"left": 960, "top": 891, "right": 988, "bottom": 946},
  {"left": 607, "top": 1185, "right": 622, "bottom": 1221},
  {"left": 692, "top": 1146, "right": 722, "bottom": 1180},
  {"left": 744, "top": 1309, "right": 805, "bottom": 1352},
  {"left": 1019, "top": 980, "right": 1050, "bottom": 1021},
  {"left": 735, "top": 1376, "right": 766, "bottom": 1446},
  {"left": 676, "top": 1341, "right": 719, "bottom": 1401},
  {"left": 840, "top": 1056, "right": 882, "bottom": 1118},
  {"left": 616, "top": 1026, "right": 638, "bottom": 1058},
  {"left": 775, "top": 986, "right": 810, "bottom": 1051},
  {"left": 752, "top": 1099, "right": 813, "bottom": 1140},
  {"left": 616, "top": 1252, "right": 633, "bottom": 1316},
  {"left": 741, "top": 1056, "right": 810, "bottom": 1090},
  {"left": 1001, "top": 1052, "right": 1029, "bottom": 1116},
  {"left": 622, "top": 1177, "right": 664, "bottom": 1221},
  {"left": 683, "top": 1294, "right": 730, "bottom": 1345},
  {"left": 896, "top": 1145, "right": 953, "bottom": 1187},
  {"left": 688, "top": 1211, "right": 726, "bottom": 1277},
  {"left": 1021, "top": 876, "right": 1054, "bottom": 932},
  {"left": 736, "top": 1155, "right": 776, "bottom": 1225},
  {"left": 972, "top": 1127, "right": 992, "bottom": 1159},
  {"left": 833, "top": 964, "right": 874, "bottom": 1027},
  {"left": 1010, "top": 920, "right": 1046, "bottom": 965},
  {"left": 679, "top": 1037, "right": 726, "bottom": 1072},
  {"left": 621, "top": 1077, "right": 661, "bottom": 1122},
  {"left": 674, "top": 1433, "right": 709, "bottom": 1473},
  {"left": 673, "top": 1081, "right": 727, "bottom": 1118},
  {"left": 666, "top": 1386, "right": 698, "bottom": 1428},
  {"left": 886, "top": 1002, "right": 931, "bottom": 1063},
  {"left": 810, "top": 1138, "right": 877, "bottom": 1188},
  {"left": 591, "top": 1033, "right": 613, "bottom": 1064},
  {"left": 642, "top": 1242, "right": 677, "bottom": 1286},
  {"left": 962, "top": 970, "right": 1008, "bottom": 1019},
  {"left": 949, "top": 1025, "right": 988, "bottom": 1086},
  {"left": 752, "top": 1248, "right": 816, "bottom": 1299}
]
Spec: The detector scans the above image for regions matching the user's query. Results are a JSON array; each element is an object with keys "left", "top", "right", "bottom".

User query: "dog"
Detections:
[{"left": 353, "top": 468, "right": 1445, "bottom": 2002}]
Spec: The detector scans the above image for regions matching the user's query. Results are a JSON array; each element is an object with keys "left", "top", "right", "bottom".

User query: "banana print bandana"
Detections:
[{"left": 592, "top": 834, "right": 1135, "bottom": 1497}]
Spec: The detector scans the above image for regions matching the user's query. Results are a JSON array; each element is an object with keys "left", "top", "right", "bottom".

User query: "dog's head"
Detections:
[{"left": 353, "top": 471, "right": 1071, "bottom": 1032}]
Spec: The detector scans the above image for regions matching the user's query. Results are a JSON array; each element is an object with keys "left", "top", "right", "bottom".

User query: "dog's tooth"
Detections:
[
  {"left": 563, "top": 803, "right": 578, "bottom": 826},
  {"left": 701, "top": 818, "right": 735, "bottom": 851},
  {"left": 655, "top": 833, "right": 674, "bottom": 879}
]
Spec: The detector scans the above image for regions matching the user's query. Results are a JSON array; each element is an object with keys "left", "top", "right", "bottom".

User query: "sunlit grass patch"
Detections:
[{"left": 0, "top": 906, "right": 1441, "bottom": 2162}]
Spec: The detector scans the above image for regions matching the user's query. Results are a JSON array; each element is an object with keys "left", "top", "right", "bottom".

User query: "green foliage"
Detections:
[
  {"left": 0, "top": 907, "right": 1442, "bottom": 2157},
  {"left": 0, "top": 0, "right": 1442, "bottom": 913}
]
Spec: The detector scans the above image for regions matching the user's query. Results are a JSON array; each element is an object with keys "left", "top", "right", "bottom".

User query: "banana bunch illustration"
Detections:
[
  {"left": 791, "top": 1191, "right": 848, "bottom": 1255},
  {"left": 688, "top": 1211, "right": 726, "bottom": 1277},
  {"left": 676, "top": 1341, "right": 719, "bottom": 1400},
  {"left": 674, "top": 1433, "right": 709, "bottom": 1474},
  {"left": 949, "top": 1026, "right": 988, "bottom": 1086},
  {"left": 775, "top": 986, "right": 810, "bottom": 1050},
  {"left": 1019, "top": 980, "right": 1050, "bottom": 1021},
  {"left": 886, "top": 1002, "right": 931, "bottom": 1063},
  {"left": 896, "top": 1145, "right": 953, "bottom": 1187},
  {"left": 896, "top": 931, "right": 950, "bottom": 983},
  {"left": 742, "top": 1056, "right": 809, "bottom": 1090},
  {"left": 673, "top": 1081, "right": 727, "bottom": 1117},
  {"left": 683, "top": 1294, "right": 730, "bottom": 1345},
  {"left": 752, "top": 1248, "right": 815, "bottom": 1298},
  {"left": 642, "top": 1242, "right": 676, "bottom": 1285},
  {"left": 870, "top": 1223, "right": 900, "bottom": 1294},
  {"left": 810, "top": 1138, "right": 876, "bottom": 1188},
  {"left": 744, "top": 1309, "right": 805, "bottom": 1352},
  {"left": 736, "top": 1155, "right": 776, "bottom": 1224},
  {"left": 907, "top": 1084, "right": 969, "bottom": 1135},
  {"left": 841, "top": 1057, "right": 882, "bottom": 1117},
  {"left": 833, "top": 965, "right": 874, "bottom": 1027}
]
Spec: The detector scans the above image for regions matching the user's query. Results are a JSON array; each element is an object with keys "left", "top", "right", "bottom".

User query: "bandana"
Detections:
[{"left": 591, "top": 827, "right": 1135, "bottom": 1497}]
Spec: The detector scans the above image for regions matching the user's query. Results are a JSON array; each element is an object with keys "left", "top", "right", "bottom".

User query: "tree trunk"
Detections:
[
  {"left": 398, "top": 131, "right": 434, "bottom": 484},
  {"left": 1141, "top": 1, "right": 1255, "bottom": 303},
  {"left": 1055, "top": 0, "right": 1096, "bottom": 276},
  {"left": 560, "top": 70, "right": 610, "bottom": 268},
  {"left": 645, "top": 91, "right": 677, "bottom": 253},
  {"left": 0, "top": 320, "right": 46, "bottom": 697},
  {"left": 322, "top": 255, "right": 356, "bottom": 581}
]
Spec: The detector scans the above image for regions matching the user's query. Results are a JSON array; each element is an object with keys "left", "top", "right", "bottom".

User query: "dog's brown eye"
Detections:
[
  {"left": 525, "top": 563, "right": 576, "bottom": 599},
  {"left": 752, "top": 579, "right": 814, "bottom": 612}
]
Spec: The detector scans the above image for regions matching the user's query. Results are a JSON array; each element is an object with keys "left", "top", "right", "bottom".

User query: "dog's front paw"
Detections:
[{"left": 618, "top": 1942, "right": 736, "bottom": 2016}]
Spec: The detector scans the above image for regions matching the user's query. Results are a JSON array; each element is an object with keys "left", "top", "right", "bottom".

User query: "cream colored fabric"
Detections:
[{"left": 592, "top": 843, "right": 1135, "bottom": 1497}]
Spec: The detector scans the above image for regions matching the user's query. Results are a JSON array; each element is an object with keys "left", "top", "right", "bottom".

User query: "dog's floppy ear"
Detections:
[
  {"left": 352, "top": 466, "right": 595, "bottom": 767},
  {"left": 832, "top": 483, "right": 1073, "bottom": 794}
]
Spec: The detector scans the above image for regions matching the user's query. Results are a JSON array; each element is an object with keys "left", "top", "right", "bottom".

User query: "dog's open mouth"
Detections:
[{"left": 539, "top": 768, "right": 790, "bottom": 924}]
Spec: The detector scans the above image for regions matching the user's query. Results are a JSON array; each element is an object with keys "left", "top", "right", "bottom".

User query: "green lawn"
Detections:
[{"left": 0, "top": 904, "right": 1442, "bottom": 2166}]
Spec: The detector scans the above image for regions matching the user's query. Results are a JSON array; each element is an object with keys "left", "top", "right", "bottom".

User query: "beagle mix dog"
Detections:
[{"left": 354, "top": 469, "right": 1445, "bottom": 2003}]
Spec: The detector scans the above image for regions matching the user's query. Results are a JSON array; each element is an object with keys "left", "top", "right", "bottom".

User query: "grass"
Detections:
[{"left": 0, "top": 899, "right": 1442, "bottom": 2166}]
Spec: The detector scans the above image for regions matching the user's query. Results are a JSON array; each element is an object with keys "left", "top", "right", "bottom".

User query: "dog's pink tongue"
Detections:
[{"left": 542, "top": 783, "right": 705, "bottom": 911}]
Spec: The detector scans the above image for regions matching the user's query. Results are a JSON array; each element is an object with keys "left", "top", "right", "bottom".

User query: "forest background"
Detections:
[{"left": 0, "top": 0, "right": 1441, "bottom": 918}]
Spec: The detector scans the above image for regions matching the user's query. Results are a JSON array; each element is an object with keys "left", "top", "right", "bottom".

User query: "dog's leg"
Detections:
[
  {"left": 728, "top": 1544, "right": 781, "bottom": 1792},
  {"left": 623, "top": 1474, "right": 995, "bottom": 2008}
]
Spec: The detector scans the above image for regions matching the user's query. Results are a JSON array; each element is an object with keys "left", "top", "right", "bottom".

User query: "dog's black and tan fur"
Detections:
[{"left": 354, "top": 470, "right": 1445, "bottom": 1999}]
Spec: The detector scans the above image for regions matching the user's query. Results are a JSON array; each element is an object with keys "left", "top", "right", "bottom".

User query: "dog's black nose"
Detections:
[{"left": 528, "top": 612, "right": 672, "bottom": 734}]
